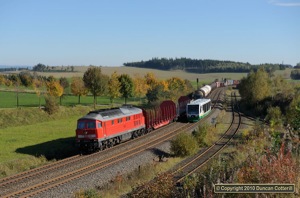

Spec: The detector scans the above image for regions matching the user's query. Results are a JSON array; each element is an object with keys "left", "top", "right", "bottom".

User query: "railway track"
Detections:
[
  {"left": 2, "top": 123, "right": 200, "bottom": 197},
  {"left": 0, "top": 88, "right": 223, "bottom": 198},
  {"left": 173, "top": 91, "right": 241, "bottom": 184}
]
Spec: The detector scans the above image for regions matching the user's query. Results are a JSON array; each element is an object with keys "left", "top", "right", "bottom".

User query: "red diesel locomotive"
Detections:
[{"left": 76, "top": 100, "right": 177, "bottom": 151}]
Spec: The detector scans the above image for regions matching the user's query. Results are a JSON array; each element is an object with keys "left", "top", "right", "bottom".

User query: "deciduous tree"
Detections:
[
  {"left": 32, "top": 78, "right": 44, "bottom": 108},
  {"left": 167, "top": 77, "right": 186, "bottom": 101},
  {"left": 83, "top": 67, "right": 109, "bottom": 108},
  {"left": 238, "top": 68, "right": 272, "bottom": 105},
  {"left": 144, "top": 72, "right": 158, "bottom": 88},
  {"left": 108, "top": 71, "right": 121, "bottom": 105},
  {"left": 71, "top": 77, "right": 88, "bottom": 104},
  {"left": 0, "top": 74, "right": 5, "bottom": 85},
  {"left": 133, "top": 73, "right": 149, "bottom": 103},
  {"left": 46, "top": 80, "right": 64, "bottom": 97},
  {"left": 118, "top": 74, "right": 133, "bottom": 104}
]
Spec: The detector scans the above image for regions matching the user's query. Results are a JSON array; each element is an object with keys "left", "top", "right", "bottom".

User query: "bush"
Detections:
[
  {"left": 192, "top": 124, "right": 209, "bottom": 147},
  {"left": 266, "top": 106, "right": 282, "bottom": 128},
  {"left": 170, "top": 133, "right": 198, "bottom": 157},
  {"left": 129, "top": 173, "right": 175, "bottom": 198},
  {"left": 44, "top": 95, "right": 59, "bottom": 115},
  {"left": 75, "top": 189, "right": 101, "bottom": 198}
]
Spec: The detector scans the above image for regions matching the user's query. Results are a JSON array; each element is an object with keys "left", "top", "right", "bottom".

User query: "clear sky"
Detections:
[{"left": 0, "top": 0, "right": 299, "bottom": 66}]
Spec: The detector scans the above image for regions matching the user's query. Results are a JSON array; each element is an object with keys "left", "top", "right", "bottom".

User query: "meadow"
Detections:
[{"left": 0, "top": 106, "right": 93, "bottom": 177}]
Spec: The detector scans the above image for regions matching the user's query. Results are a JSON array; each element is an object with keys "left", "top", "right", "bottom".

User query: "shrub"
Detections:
[
  {"left": 192, "top": 124, "right": 209, "bottom": 147},
  {"left": 170, "top": 133, "right": 198, "bottom": 157},
  {"left": 74, "top": 189, "right": 101, "bottom": 198},
  {"left": 129, "top": 173, "right": 175, "bottom": 198},
  {"left": 44, "top": 95, "right": 59, "bottom": 115}
]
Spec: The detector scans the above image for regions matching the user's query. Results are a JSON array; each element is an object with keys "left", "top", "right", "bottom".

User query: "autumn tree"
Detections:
[
  {"left": 59, "top": 77, "right": 70, "bottom": 105},
  {"left": 59, "top": 77, "right": 69, "bottom": 91},
  {"left": 272, "top": 75, "right": 294, "bottom": 100},
  {"left": 46, "top": 80, "right": 64, "bottom": 97},
  {"left": 0, "top": 74, "right": 5, "bottom": 85},
  {"left": 133, "top": 73, "right": 149, "bottom": 103},
  {"left": 239, "top": 68, "right": 272, "bottom": 105},
  {"left": 71, "top": 77, "right": 88, "bottom": 104},
  {"left": 144, "top": 72, "right": 158, "bottom": 88},
  {"left": 108, "top": 71, "right": 121, "bottom": 105},
  {"left": 83, "top": 67, "right": 109, "bottom": 108},
  {"left": 145, "top": 72, "right": 160, "bottom": 103},
  {"left": 32, "top": 78, "right": 45, "bottom": 108},
  {"left": 184, "top": 79, "right": 194, "bottom": 93},
  {"left": 118, "top": 74, "right": 133, "bottom": 104},
  {"left": 45, "top": 80, "right": 63, "bottom": 114},
  {"left": 167, "top": 77, "right": 186, "bottom": 101},
  {"left": 18, "top": 71, "right": 33, "bottom": 87}
]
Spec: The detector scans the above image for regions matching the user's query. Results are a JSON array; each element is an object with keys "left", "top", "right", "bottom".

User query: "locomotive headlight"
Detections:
[
  {"left": 78, "top": 135, "right": 84, "bottom": 138},
  {"left": 88, "top": 134, "right": 96, "bottom": 138}
]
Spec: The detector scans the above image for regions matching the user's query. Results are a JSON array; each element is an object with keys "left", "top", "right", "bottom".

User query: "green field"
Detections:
[
  {"left": 0, "top": 91, "right": 142, "bottom": 108},
  {"left": 0, "top": 106, "right": 93, "bottom": 177}
]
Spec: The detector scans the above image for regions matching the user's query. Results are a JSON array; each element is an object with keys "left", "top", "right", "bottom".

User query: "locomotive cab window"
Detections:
[
  {"left": 97, "top": 122, "right": 102, "bottom": 128},
  {"left": 77, "top": 122, "right": 85, "bottom": 129},
  {"left": 87, "top": 122, "right": 96, "bottom": 129}
]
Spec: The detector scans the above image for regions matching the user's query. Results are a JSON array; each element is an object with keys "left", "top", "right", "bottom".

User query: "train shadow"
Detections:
[
  {"left": 149, "top": 148, "right": 171, "bottom": 158},
  {"left": 15, "top": 137, "right": 79, "bottom": 160}
]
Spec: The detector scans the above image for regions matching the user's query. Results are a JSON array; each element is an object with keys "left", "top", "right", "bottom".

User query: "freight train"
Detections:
[
  {"left": 75, "top": 80, "right": 233, "bottom": 151},
  {"left": 76, "top": 101, "right": 177, "bottom": 151}
]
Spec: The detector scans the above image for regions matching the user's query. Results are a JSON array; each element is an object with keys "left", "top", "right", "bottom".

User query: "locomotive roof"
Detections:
[
  {"left": 79, "top": 105, "right": 142, "bottom": 121},
  {"left": 188, "top": 98, "right": 211, "bottom": 105}
]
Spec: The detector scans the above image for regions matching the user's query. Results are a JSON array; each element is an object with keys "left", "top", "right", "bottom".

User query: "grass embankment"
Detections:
[{"left": 0, "top": 106, "right": 93, "bottom": 178}]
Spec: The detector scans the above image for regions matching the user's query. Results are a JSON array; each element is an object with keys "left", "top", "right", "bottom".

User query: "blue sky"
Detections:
[{"left": 0, "top": 0, "right": 299, "bottom": 66}]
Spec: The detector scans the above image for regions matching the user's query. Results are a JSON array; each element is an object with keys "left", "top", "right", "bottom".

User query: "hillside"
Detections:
[{"left": 123, "top": 58, "right": 290, "bottom": 73}]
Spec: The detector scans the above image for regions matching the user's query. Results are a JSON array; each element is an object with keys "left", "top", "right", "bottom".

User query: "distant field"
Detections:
[
  {"left": 1, "top": 66, "right": 294, "bottom": 83},
  {"left": 1, "top": 66, "right": 249, "bottom": 81}
]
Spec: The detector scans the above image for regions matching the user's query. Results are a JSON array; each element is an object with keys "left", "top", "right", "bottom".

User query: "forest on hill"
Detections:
[{"left": 124, "top": 57, "right": 291, "bottom": 73}]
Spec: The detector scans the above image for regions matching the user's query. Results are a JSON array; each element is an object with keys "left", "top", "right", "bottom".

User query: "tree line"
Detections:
[
  {"left": 0, "top": 67, "right": 194, "bottom": 113},
  {"left": 238, "top": 67, "right": 300, "bottom": 132},
  {"left": 124, "top": 57, "right": 291, "bottom": 73},
  {"left": 32, "top": 63, "right": 75, "bottom": 72}
]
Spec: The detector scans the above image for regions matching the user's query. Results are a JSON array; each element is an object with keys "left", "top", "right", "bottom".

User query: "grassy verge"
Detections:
[
  {"left": 75, "top": 157, "right": 183, "bottom": 198},
  {"left": 0, "top": 106, "right": 93, "bottom": 178}
]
